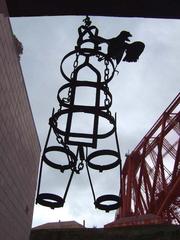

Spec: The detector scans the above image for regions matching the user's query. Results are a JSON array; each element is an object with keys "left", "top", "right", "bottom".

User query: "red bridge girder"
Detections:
[{"left": 116, "top": 93, "right": 180, "bottom": 225}]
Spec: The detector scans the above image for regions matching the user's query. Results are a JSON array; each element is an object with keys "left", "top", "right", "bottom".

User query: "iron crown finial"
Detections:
[{"left": 83, "top": 15, "right": 91, "bottom": 26}]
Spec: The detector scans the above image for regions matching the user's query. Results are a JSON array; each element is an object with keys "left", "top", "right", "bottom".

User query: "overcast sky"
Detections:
[{"left": 10, "top": 15, "right": 180, "bottom": 228}]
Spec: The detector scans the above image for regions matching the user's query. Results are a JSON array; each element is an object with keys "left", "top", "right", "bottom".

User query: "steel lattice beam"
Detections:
[{"left": 116, "top": 93, "right": 180, "bottom": 225}]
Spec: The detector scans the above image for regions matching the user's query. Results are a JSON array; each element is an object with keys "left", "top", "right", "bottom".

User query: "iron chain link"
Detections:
[
  {"left": 62, "top": 52, "right": 79, "bottom": 104},
  {"left": 70, "top": 52, "right": 79, "bottom": 79},
  {"left": 104, "top": 59, "right": 112, "bottom": 118}
]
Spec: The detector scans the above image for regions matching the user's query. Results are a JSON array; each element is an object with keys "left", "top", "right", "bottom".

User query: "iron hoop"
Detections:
[
  {"left": 36, "top": 193, "right": 64, "bottom": 209},
  {"left": 94, "top": 194, "right": 120, "bottom": 212}
]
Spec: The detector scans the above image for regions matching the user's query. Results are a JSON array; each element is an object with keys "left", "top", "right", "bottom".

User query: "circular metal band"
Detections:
[
  {"left": 57, "top": 81, "right": 112, "bottom": 110},
  {"left": 60, "top": 49, "right": 115, "bottom": 83},
  {"left": 75, "top": 46, "right": 101, "bottom": 56},
  {"left": 49, "top": 109, "right": 116, "bottom": 140},
  {"left": 94, "top": 194, "right": 120, "bottom": 212},
  {"left": 36, "top": 193, "right": 64, "bottom": 209},
  {"left": 42, "top": 146, "right": 77, "bottom": 171},
  {"left": 86, "top": 150, "right": 120, "bottom": 171}
]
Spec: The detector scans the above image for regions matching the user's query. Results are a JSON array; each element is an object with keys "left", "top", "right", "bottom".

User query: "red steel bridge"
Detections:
[{"left": 108, "top": 93, "right": 180, "bottom": 227}]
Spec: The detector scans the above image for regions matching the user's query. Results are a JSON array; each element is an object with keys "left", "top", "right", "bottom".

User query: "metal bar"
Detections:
[
  {"left": 63, "top": 170, "right": 75, "bottom": 201},
  {"left": 172, "top": 138, "right": 180, "bottom": 181},
  {"left": 85, "top": 147, "right": 96, "bottom": 202},
  {"left": 116, "top": 94, "right": 180, "bottom": 223},
  {"left": 36, "top": 108, "right": 55, "bottom": 197},
  {"left": 157, "top": 177, "right": 180, "bottom": 216},
  {"left": 133, "top": 177, "right": 144, "bottom": 215},
  {"left": 132, "top": 93, "right": 180, "bottom": 154}
]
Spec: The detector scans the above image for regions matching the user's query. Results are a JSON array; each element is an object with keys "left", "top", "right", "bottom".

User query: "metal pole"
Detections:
[{"left": 36, "top": 108, "right": 55, "bottom": 198}]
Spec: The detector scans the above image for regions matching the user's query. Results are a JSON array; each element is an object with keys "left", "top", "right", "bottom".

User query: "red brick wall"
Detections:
[{"left": 0, "top": 1, "right": 41, "bottom": 239}]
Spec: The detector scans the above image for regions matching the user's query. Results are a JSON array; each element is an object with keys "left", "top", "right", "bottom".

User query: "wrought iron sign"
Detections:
[{"left": 36, "top": 16, "right": 145, "bottom": 212}]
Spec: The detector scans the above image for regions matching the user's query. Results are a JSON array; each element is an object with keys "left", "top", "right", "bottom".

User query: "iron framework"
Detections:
[
  {"left": 36, "top": 16, "right": 145, "bottom": 212},
  {"left": 116, "top": 93, "right": 180, "bottom": 224}
]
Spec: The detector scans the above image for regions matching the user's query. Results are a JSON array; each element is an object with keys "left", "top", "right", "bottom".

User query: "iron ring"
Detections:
[
  {"left": 36, "top": 193, "right": 64, "bottom": 209},
  {"left": 50, "top": 109, "right": 116, "bottom": 140},
  {"left": 86, "top": 150, "right": 120, "bottom": 171},
  {"left": 42, "top": 146, "right": 77, "bottom": 172},
  {"left": 60, "top": 49, "right": 115, "bottom": 83},
  {"left": 57, "top": 81, "right": 112, "bottom": 110},
  {"left": 94, "top": 194, "right": 120, "bottom": 212}
]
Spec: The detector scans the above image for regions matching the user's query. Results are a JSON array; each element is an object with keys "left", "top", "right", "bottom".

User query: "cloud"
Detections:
[{"left": 11, "top": 15, "right": 180, "bottom": 228}]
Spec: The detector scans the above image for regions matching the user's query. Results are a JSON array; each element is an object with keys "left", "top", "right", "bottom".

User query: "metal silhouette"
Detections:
[
  {"left": 91, "top": 30, "right": 145, "bottom": 66},
  {"left": 36, "top": 16, "right": 145, "bottom": 212}
]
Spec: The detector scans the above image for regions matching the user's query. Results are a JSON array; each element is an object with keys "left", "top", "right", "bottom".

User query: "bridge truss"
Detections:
[{"left": 115, "top": 93, "right": 180, "bottom": 225}]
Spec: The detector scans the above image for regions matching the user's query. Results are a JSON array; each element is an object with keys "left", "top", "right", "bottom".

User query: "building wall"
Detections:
[{"left": 0, "top": 0, "right": 41, "bottom": 239}]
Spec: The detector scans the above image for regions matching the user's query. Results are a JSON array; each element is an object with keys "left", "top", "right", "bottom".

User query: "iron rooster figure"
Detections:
[
  {"left": 36, "top": 16, "right": 145, "bottom": 212},
  {"left": 92, "top": 29, "right": 145, "bottom": 66}
]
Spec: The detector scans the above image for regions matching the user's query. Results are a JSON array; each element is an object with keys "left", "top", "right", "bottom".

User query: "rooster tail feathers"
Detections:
[{"left": 123, "top": 41, "right": 145, "bottom": 62}]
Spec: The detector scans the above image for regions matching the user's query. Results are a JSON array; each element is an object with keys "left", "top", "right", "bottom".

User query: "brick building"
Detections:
[{"left": 0, "top": 0, "right": 41, "bottom": 239}]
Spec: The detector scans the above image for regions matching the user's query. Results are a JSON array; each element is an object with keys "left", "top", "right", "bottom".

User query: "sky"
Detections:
[{"left": 10, "top": 15, "right": 180, "bottom": 228}]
